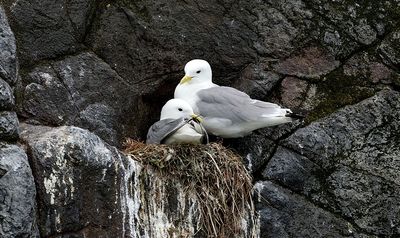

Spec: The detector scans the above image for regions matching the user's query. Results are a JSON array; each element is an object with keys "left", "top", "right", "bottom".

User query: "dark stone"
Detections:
[
  {"left": 343, "top": 51, "right": 399, "bottom": 85},
  {"left": 328, "top": 166, "right": 400, "bottom": 235},
  {"left": 17, "top": 52, "right": 143, "bottom": 146},
  {"left": 0, "top": 143, "right": 38, "bottom": 238},
  {"left": 261, "top": 89, "right": 400, "bottom": 236},
  {"left": 4, "top": 0, "right": 96, "bottom": 66},
  {"left": 250, "top": 0, "right": 314, "bottom": 58},
  {"left": 233, "top": 62, "right": 281, "bottom": 100},
  {"left": 0, "top": 111, "right": 19, "bottom": 141},
  {"left": 0, "top": 6, "right": 17, "bottom": 86},
  {"left": 0, "top": 78, "right": 14, "bottom": 110},
  {"left": 378, "top": 29, "right": 400, "bottom": 70},
  {"left": 283, "top": 89, "right": 400, "bottom": 168},
  {"left": 20, "top": 124, "right": 255, "bottom": 237},
  {"left": 20, "top": 123, "right": 129, "bottom": 237},
  {"left": 262, "top": 147, "right": 322, "bottom": 194},
  {"left": 307, "top": 0, "right": 400, "bottom": 44},
  {"left": 280, "top": 77, "right": 308, "bottom": 109},
  {"left": 254, "top": 181, "right": 355, "bottom": 238},
  {"left": 275, "top": 47, "right": 340, "bottom": 79},
  {"left": 226, "top": 134, "right": 276, "bottom": 175},
  {"left": 87, "top": 1, "right": 257, "bottom": 92}
]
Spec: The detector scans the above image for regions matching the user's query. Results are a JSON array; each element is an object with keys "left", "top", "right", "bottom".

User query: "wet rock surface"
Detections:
[{"left": 0, "top": 0, "right": 400, "bottom": 237}]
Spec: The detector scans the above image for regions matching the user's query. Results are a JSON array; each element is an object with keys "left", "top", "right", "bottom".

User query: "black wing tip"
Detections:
[{"left": 286, "top": 112, "right": 305, "bottom": 120}]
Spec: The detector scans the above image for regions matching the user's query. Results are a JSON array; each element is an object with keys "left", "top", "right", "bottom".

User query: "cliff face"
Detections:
[{"left": 0, "top": 0, "right": 399, "bottom": 237}]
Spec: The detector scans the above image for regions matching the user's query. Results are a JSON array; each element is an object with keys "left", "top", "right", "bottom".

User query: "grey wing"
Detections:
[
  {"left": 146, "top": 118, "right": 187, "bottom": 144},
  {"left": 196, "top": 86, "right": 288, "bottom": 123}
]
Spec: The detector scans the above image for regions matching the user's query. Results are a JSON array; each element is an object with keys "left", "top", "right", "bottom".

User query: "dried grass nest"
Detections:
[{"left": 123, "top": 139, "right": 255, "bottom": 238}]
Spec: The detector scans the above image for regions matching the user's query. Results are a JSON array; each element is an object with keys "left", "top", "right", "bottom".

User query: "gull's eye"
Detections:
[
  {"left": 196, "top": 70, "right": 201, "bottom": 74},
  {"left": 178, "top": 108, "right": 183, "bottom": 111}
]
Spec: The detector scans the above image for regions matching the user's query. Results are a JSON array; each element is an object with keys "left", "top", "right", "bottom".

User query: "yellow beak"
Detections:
[
  {"left": 191, "top": 114, "right": 203, "bottom": 123},
  {"left": 180, "top": 75, "right": 192, "bottom": 84}
]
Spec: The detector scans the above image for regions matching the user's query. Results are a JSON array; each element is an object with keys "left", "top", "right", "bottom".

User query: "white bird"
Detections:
[
  {"left": 146, "top": 98, "right": 208, "bottom": 144},
  {"left": 174, "top": 59, "right": 301, "bottom": 138}
]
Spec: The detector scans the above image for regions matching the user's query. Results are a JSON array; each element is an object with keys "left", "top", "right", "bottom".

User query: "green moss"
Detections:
[{"left": 305, "top": 68, "right": 376, "bottom": 124}]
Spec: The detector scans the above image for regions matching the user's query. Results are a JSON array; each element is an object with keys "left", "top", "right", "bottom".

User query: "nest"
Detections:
[{"left": 123, "top": 139, "right": 254, "bottom": 238}]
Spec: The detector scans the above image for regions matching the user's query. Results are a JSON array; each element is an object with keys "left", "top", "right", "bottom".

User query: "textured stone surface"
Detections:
[
  {"left": 275, "top": 47, "right": 340, "bottom": 79},
  {"left": 0, "top": 111, "right": 19, "bottom": 141},
  {"left": 0, "top": 143, "right": 38, "bottom": 238},
  {"left": 0, "top": 6, "right": 17, "bottom": 86},
  {"left": 20, "top": 124, "right": 256, "bottom": 237},
  {"left": 261, "top": 89, "right": 400, "bottom": 236},
  {"left": 344, "top": 52, "right": 399, "bottom": 85},
  {"left": 379, "top": 29, "right": 400, "bottom": 70},
  {"left": 233, "top": 62, "right": 281, "bottom": 100},
  {"left": 280, "top": 77, "right": 308, "bottom": 109},
  {"left": 5, "top": 0, "right": 96, "bottom": 66},
  {"left": 20, "top": 123, "right": 132, "bottom": 237},
  {"left": 254, "top": 181, "right": 355, "bottom": 238},
  {"left": 17, "top": 52, "right": 143, "bottom": 146},
  {"left": 0, "top": 78, "right": 14, "bottom": 110},
  {"left": 1, "top": 0, "right": 400, "bottom": 237},
  {"left": 88, "top": 1, "right": 257, "bottom": 90}
]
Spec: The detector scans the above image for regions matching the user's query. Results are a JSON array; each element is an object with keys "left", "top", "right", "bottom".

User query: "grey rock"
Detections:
[
  {"left": 0, "top": 6, "right": 17, "bottom": 85},
  {"left": 280, "top": 77, "right": 308, "bottom": 109},
  {"left": 20, "top": 124, "right": 256, "bottom": 237},
  {"left": 18, "top": 52, "right": 142, "bottom": 146},
  {"left": 343, "top": 52, "right": 399, "bottom": 85},
  {"left": 0, "top": 78, "right": 14, "bottom": 110},
  {"left": 262, "top": 147, "right": 322, "bottom": 194},
  {"left": 233, "top": 63, "right": 281, "bottom": 100},
  {"left": 4, "top": 0, "right": 96, "bottom": 66},
  {"left": 328, "top": 166, "right": 400, "bottom": 235},
  {"left": 78, "top": 103, "right": 118, "bottom": 145},
  {"left": 0, "top": 143, "right": 38, "bottom": 238},
  {"left": 226, "top": 134, "right": 276, "bottom": 175},
  {"left": 0, "top": 111, "right": 19, "bottom": 141},
  {"left": 378, "top": 29, "right": 400, "bottom": 69},
  {"left": 20, "top": 123, "right": 129, "bottom": 237},
  {"left": 283, "top": 89, "right": 400, "bottom": 167},
  {"left": 275, "top": 47, "right": 340, "bottom": 79},
  {"left": 261, "top": 89, "right": 400, "bottom": 236},
  {"left": 254, "top": 181, "right": 354, "bottom": 238},
  {"left": 87, "top": 1, "right": 257, "bottom": 91},
  {"left": 308, "top": 0, "right": 399, "bottom": 44}
]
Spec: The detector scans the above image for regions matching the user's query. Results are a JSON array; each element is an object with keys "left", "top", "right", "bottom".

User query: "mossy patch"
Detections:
[
  {"left": 123, "top": 139, "right": 255, "bottom": 238},
  {"left": 305, "top": 69, "right": 376, "bottom": 123}
]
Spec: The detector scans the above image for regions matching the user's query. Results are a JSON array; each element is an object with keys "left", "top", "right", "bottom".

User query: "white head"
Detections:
[
  {"left": 180, "top": 59, "right": 212, "bottom": 85},
  {"left": 160, "top": 99, "right": 195, "bottom": 120}
]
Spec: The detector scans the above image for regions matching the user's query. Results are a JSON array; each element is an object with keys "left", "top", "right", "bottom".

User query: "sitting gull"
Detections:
[
  {"left": 174, "top": 59, "right": 301, "bottom": 138},
  {"left": 146, "top": 98, "right": 208, "bottom": 144}
]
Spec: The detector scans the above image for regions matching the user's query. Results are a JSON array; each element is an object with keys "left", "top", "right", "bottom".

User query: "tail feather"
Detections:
[{"left": 286, "top": 112, "right": 305, "bottom": 120}]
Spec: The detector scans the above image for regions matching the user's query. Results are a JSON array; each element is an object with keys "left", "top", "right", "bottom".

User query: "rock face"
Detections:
[
  {"left": 0, "top": 7, "right": 37, "bottom": 238},
  {"left": 17, "top": 52, "right": 141, "bottom": 146},
  {"left": 260, "top": 89, "right": 400, "bottom": 237},
  {"left": 0, "top": 143, "right": 38, "bottom": 238},
  {"left": 1, "top": 0, "right": 400, "bottom": 237},
  {"left": 20, "top": 124, "right": 256, "bottom": 237},
  {"left": 0, "top": 6, "right": 19, "bottom": 142}
]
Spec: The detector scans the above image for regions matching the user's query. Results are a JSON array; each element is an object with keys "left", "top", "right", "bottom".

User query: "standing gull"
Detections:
[
  {"left": 174, "top": 59, "right": 301, "bottom": 138},
  {"left": 146, "top": 98, "right": 208, "bottom": 144}
]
